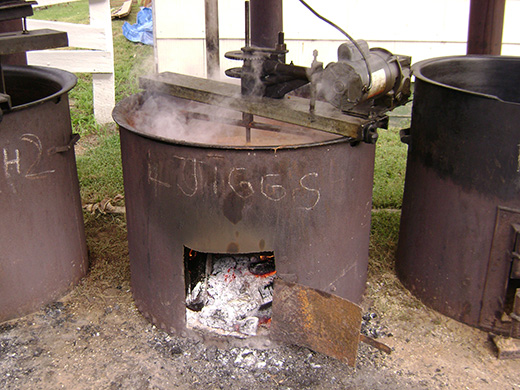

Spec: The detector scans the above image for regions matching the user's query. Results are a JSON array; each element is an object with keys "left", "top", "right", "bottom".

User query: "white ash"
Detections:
[{"left": 186, "top": 256, "right": 274, "bottom": 337}]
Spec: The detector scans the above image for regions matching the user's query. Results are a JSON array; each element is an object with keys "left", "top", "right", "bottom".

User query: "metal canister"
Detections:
[
  {"left": 114, "top": 92, "right": 375, "bottom": 336},
  {"left": 0, "top": 65, "right": 87, "bottom": 322},
  {"left": 397, "top": 56, "right": 520, "bottom": 335}
]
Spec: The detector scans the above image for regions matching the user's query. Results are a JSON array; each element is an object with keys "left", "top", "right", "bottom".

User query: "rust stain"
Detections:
[{"left": 226, "top": 242, "right": 239, "bottom": 253}]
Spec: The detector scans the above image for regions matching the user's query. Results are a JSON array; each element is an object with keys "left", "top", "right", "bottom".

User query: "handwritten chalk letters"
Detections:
[{"left": 147, "top": 151, "right": 321, "bottom": 210}]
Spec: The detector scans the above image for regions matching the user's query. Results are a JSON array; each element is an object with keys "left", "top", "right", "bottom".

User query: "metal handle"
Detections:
[
  {"left": 47, "top": 133, "right": 80, "bottom": 155},
  {"left": 400, "top": 127, "right": 411, "bottom": 145},
  {"left": 509, "top": 223, "right": 520, "bottom": 279}
]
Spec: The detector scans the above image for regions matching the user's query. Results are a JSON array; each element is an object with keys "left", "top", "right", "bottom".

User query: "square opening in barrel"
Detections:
[{"left": 184, "top": 247, "right": 276, "bottom": 338}]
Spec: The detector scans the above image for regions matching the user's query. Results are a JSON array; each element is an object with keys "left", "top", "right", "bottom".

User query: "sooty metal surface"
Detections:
[
  {"left": 396, "top": 56, "right": 520, "bottom": 335},
  {"left": 114, "top": 91, "right": 375, "bottom": 337},
  {"left": 0, "top": 66, "right": 87, "bottom": 323}
]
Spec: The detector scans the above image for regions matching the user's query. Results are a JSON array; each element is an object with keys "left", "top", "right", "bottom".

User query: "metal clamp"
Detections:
[
  {"left": 47, "top": 133, "right": 80, "bottom": 155},
  {"left": 511, "top": 224, "right": 520, "bottom": 279},
  {"left": 361, "top": 116, "right": 388, "bottom": 144}
]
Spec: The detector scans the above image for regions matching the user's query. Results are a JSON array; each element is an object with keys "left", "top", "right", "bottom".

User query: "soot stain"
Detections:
[{"left": 223, "top": 192, "right": 244, "bottom": 224}]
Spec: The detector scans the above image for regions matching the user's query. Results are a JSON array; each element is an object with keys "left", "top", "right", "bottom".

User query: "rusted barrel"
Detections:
[
  {"left": 397, "top": 56, "right": 520, "bottom": 335},
  {"left": 0, "top": 66, "right": 87, "bottom": 323},
  {"left": 114, "top": 92, "right": 375, "bottom": 336}
]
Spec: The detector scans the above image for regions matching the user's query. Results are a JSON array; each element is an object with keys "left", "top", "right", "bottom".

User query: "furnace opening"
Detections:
[{"left": 184, "top": 247, "right": 276, "bottom": 338}]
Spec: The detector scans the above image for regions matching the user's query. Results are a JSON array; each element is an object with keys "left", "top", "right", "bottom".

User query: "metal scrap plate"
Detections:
[{"left": 270, "top": 278, "right": 362, "bottom": 366}]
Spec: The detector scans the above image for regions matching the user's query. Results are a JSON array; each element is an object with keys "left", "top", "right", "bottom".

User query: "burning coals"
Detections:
[{"left": 186, "top": 254, "right": 275, "bottom": 338}]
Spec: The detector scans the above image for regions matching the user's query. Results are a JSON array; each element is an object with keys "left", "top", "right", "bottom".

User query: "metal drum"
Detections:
[
  {"left": 114, "top": 91, "right": 376, "bottom": 336},
  {"left": 397, "top": 56, "right": 520, "bottom": 335},
  {"left": 0, "top": 65, "right": 87, "bottom": 322}
]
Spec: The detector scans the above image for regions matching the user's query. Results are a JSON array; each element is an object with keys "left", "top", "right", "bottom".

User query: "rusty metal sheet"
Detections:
[{"left": 270, "top": 278, "right": 362, "bottom": 366}]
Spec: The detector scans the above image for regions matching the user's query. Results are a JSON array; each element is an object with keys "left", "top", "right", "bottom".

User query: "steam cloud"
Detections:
[{"left": 126, "top": 91, "right": 338, "bottom": 147}]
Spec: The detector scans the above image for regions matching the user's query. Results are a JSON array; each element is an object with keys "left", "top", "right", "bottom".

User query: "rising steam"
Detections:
[{"left": 126, "top": 92, "right": 338, "bottom": 147}]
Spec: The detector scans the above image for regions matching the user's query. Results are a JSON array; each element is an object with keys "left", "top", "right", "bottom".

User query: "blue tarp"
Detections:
[{"left": 122, "top": 7, "right": 153, "bottom": 45}]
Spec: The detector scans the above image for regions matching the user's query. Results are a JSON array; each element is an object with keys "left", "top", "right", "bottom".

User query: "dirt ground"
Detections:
[{"left": 1, "top": 213, "right": 520, "bottom": 390}]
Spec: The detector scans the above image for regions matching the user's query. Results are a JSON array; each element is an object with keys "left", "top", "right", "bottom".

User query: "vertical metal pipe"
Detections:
[
  {"left": 467, "top": 0, "right": 505, "bottom": 55},
  {"left": 205, "top": 0, "right": 220, "bottom": 79},
  {"left": 243, "top": 0, "right": 254, "bottom": 137},
  {"left": 245, "top": 0, "right": 250, "bottom": 47},
  {"left": 250, "top": 0, "right": 282, "bottom": 49}
]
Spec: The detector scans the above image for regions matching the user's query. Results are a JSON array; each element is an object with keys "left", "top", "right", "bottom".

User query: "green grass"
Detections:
[
  {"left": 31, "top": 1, "right": 90, "bottom": 24},
  {"left": 70, "top": 73, "right": 101, "bottom": 134},
  {"left": 369, "top": 209, "right": 402, "bottom": 274},
  {"left": 369, "top": 125, "right": 408, "bottom": 278},
  {"left": 372, "top": 127, "right": 408, "bottom": 209},
  {"left": 112, "top": 23, "right": 154, "bottom": 102},
  {"left": 76, "top": 133, "right": 124, "bottom": 202}
]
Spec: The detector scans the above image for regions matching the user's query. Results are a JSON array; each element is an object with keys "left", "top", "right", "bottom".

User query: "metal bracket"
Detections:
[
  {"left": 0, "top": 92, "right": 11, "bottom": 109},
  {"left": 47, "top": 133, "right": 80, "bottom": 155},
  {"left": 511, "top": 224, "right": 520, "bottom": 279},
  {"left": 511, "top": 289, "right": 520, "bottom": 338},
  {"left": 362, "top": 116, "right": 388, "bottom": 144}
]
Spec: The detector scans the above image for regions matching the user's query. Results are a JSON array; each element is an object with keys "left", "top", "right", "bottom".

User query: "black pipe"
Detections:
[
  {"left": 205, "top": 0, "right": 220, "bottom": 79},
  {"left": 467, "top": 0, "right": 505, "bottom": 55},
  {"left": 250, "top": 0, "right": 282, "bottom": 49}
]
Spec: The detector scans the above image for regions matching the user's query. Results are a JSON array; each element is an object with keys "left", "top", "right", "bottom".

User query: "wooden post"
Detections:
[
  {"left": 467, "top": 0, "right": 506, "bottom": 55},
  {"left": 89, "top": 0, "right": 115, "bottom": 124}
]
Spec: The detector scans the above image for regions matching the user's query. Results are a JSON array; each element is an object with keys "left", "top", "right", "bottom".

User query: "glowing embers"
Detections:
[{"left": 184, "top": 248, "right": 275, "bottom": 338}]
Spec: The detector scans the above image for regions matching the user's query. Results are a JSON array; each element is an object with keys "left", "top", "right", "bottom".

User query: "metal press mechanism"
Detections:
[
  {"left": 141, "top": 0, "right": 411, "bottom": 145},
  {"left": 225, "top": 1, "right": 411, "bottom": 117}
]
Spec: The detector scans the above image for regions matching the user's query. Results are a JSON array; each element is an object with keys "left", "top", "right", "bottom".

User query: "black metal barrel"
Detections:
[
  {"left": 0, "top": 65, "right": 87, "bottom": 323},
  {"left": 114, "top": 92, "right": 375, "bottom": 336},
  {"left": 396, "top": 56, "right": 520, "bottom": 334}
]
